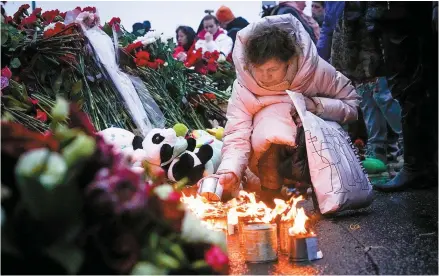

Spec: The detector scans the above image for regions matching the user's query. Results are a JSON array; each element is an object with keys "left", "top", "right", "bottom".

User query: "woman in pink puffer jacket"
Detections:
[{"left": 215, "top": 14, "right": 360, "bottom": 200}]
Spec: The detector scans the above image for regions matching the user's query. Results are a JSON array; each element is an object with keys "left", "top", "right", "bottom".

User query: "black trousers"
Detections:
[{"left": 377, "top": 2, "right": 438, "bottom": 170}]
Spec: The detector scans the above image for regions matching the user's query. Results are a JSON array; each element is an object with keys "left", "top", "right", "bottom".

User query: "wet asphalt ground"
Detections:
[{"left": 227, "top": 187, "right": 438, "bottom": 275}]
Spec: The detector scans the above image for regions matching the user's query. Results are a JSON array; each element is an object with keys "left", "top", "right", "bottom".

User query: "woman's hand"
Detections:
[
  {"left": 205, "top": 32, "right": 213, "bottom": 43},
  {"left": 217, "top": 172, "right": 239, "bottom": 192},
  {"left": 304, "top": 97, "right": 317, "bottom": 113}
]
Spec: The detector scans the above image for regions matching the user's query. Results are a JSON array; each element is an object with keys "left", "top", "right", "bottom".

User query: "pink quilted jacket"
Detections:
[{"left": 216, "top": 14, "right": 360, "bottom": 181}]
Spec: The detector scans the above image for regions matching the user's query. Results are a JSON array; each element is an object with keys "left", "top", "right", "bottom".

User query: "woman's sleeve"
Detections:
[
  {"left": 216, "top": 80, "right": 253, "bottom": 181},
  {"left": 217, "top": 35, "right": 234, "bottom": 56},
  {"left": 310, "top": 57, "right": 360, "bottom": 124}
]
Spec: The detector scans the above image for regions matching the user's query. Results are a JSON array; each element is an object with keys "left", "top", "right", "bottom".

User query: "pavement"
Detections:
[{"left": 227, "top": 187, "right": 438, "bottom": 275}]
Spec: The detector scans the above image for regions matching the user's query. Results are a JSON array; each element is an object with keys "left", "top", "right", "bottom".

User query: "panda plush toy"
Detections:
[
  {"left": 100, "top": 127, "right": 217, "bottom": 185},
  {"left": 167, "top": 138, "right": 215, "bottom": 185},
  {"left": 99, "top": 127, "right": 188, "bottom": 170},
  {"left": 99, "top": 128, "right": 144, "bottom": 157}
]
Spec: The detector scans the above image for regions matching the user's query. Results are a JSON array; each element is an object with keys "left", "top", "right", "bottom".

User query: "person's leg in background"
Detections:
[
  {"left": 356, "top": 80, "right": 388, "bottom": 165},
  {"left": 373, "top": 2, "right": 438, "bottom": 191},
  {"left": 373, "top": 76, "right": 404, "bottom": 169}
]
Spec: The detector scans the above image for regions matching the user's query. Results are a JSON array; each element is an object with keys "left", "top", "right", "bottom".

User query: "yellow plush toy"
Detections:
[
  {"left": 173, "top": 123, "right": 189, "bottom": 137},
  {"left": 206, "top": 127, "right": 224, "bottom": 141}
]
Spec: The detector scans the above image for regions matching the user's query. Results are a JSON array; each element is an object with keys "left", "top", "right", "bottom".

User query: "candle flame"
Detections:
[
  {"left": 288, "top": 207, "right": 309, "bottom": 235},
  {"left": 181, "top": 189, "right": 311, "bottom": 234}
]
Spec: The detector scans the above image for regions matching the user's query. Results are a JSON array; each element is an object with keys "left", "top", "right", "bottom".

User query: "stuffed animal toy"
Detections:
[
  {"left": 99, "top": 127, "right": 189, "bottom": 174},
  {"left": 99, "top": 127, "right": 147, "bottom": 172},
  {"left": 173, "top": 123, "right": 189, "bottom": 138},
  {"left": 141, "top": 128, "right": 189, "bottom": 168},
  {"left": 206, "top": 127, "right": 224, "bottom": 141},
  {"left": 190, "top": 129, "right": 222, "bottom": 171},
  {"left": 167, "top": 138, "right": 215, "bottom": 185}
]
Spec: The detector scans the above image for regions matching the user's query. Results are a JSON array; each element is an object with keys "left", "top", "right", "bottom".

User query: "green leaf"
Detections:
[
  {"left": 71, "top": 80, "right": 82, "bottom": 95},
  {"left": 10, "top": 58, "right": 21, "bottom": 69},
  {"left": 149, "top": 232, "right": 159, "bottom": 250},
  {"left": 1, "top": 29, "right": 8, "bottom": 46},
  {"left": 102, "top": 23, "right": 113, "bottom": 37},
  {"left": 169, "top": 244, "right": 186, "bottom": 262},
  {"left": 191, "top": 260, "right": 209, "bottom": 269},
  {"left": 131, "top": 262, "right": 168, "bottom": 275},
  {"left": 45, "top": 244, "right": 84, "bottom": 275},
  {"left": 155, "top": 253, "right": 180, "bottom": 269}
]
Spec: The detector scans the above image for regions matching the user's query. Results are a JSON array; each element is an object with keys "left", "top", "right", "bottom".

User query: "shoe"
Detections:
[
  {"left": 388, "top": 156, "right": 404, "bottom": 172},
  {"left": 373, "top": 108, "right": 435, "bottom": 191},
  {"left": 373, "top": 167, "right": 430, "bottom": 191}
]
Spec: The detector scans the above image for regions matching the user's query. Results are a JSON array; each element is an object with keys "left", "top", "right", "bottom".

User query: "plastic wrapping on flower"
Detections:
[
  {"left": 112, "top": 25, "right": 120, "bottom": 66},
  {"left": 74, "top": 10, "right": 154, "bottom": 136},
  {"left": 128, "top": 75, "right": 165, "bottom": 129}
]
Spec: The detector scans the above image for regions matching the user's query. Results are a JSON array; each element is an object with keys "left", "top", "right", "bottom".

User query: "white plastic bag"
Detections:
[
  {"left": 287, "top": 91, "right": 373, "bottom": 214},
  {"left": 74, "top": 11, "right": 154, "bottom": 136}
]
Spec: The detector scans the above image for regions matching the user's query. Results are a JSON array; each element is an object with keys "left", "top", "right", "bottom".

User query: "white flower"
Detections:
[
  {"left": 146, "top": 37, "right": 156, "bottom": 44},
  {"left": 181, "top": 210, "right": 227, "bottom": 252},
  {"left": 134, "top": 33, "right": 158, "bottom": 46},
  {"left": 160, "top": 34, "right": 173, "bottom": 42},
  {"left": 15, "top": 148, "right": 67, "bottom": 189},
  {"left": 218, "top": 54, "right": 226, "bottom": 63},
  {"left": 154, "top": 184, "right": 174, "bottom": 200},
  {"left": 154, "top": 32, "right": 162, "bottom": 40},
  {"left": 164, "top": 62, "right": 168, "bottom": 67}
]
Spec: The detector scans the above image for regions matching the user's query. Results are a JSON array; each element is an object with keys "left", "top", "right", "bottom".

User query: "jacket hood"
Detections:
[{"left": 232, "top": 14, "right": 320, "bottom": 97}]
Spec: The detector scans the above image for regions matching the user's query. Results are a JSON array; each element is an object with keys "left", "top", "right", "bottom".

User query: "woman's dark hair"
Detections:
[
  {"left": 175, "top": 26, "right": 196, "bottom": 51},
  {"left": 245, "top": 25, "right": 301, "bottom": 66},
  {"left": 202, "top": 14, "right": 220, "bottom": 26}
]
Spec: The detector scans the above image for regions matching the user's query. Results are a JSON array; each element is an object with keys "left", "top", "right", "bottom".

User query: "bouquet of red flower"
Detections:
[
  {"left": 1, "top": 97, "right": 229, "bottom": 275},
  {"left": 1, "top": 5, "right": 138, "bottom": 133}
]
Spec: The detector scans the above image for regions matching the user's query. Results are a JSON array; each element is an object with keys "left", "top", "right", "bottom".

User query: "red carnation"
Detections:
[
  {"left": 205, "top": 246, "right": 229, "bottom": 274},
  {"left": 19, "top": 4, "right": 30, "bottom": 11},
  {"left": 155, "top": 59, "right": 165, "bottom": 66},
  {"left": 43, "top": 22, "right": 64, "bottom": 38},
  {"left": 29, "top": 98, "right": 39, "bottom": 105},
  {"left": 135, "top": 50, "right": 150, "bottom": 61},
  {"left": 134, "top": 58, "right": 148, "bottom": 67},
  {"left": 20, "top": 13, "right": 37, "bottom": 27},
  {"left": 35, "top": 109, "right": 48, "bottom": 122},
  {"left": 134, "top": 51, "right": 152, "bottom": 67},
  {"left": 31, "top": 7, "right": 42, "bottom": 16},
  {"left": 172, "top": 46, "right": 185, "bottom": 59},
  {"left": 184, "top": 48, "right": 202, "bottom": 68},
  {"left": 125, "top": 41, "right": 143, "bottom": 53},
  {"left": 108, "top": 17, "right": 121, "bottom": 32},
  {"left": 1, "top": 67, "right": 12, "bottom": 79},
  {"left": 197, "top": 66, "right": 208, "bottom": 75},
  {"left": 206, "top": 62, "right": 217, "bottom": 73},
  {"left": 42, "top": 9, "right": 60, "bottom": 24},
  {"left": 204, "top": 93, "right": 216, "bottom": 100},
  {"left": 4, "top": 16, "right": 12, "bottom": 24},
  {"left": 59, "top": 12, "right": 67, "bottom": 19},
  {"left": 82, "top": 6, "right": 96, "bottom": 13}
]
